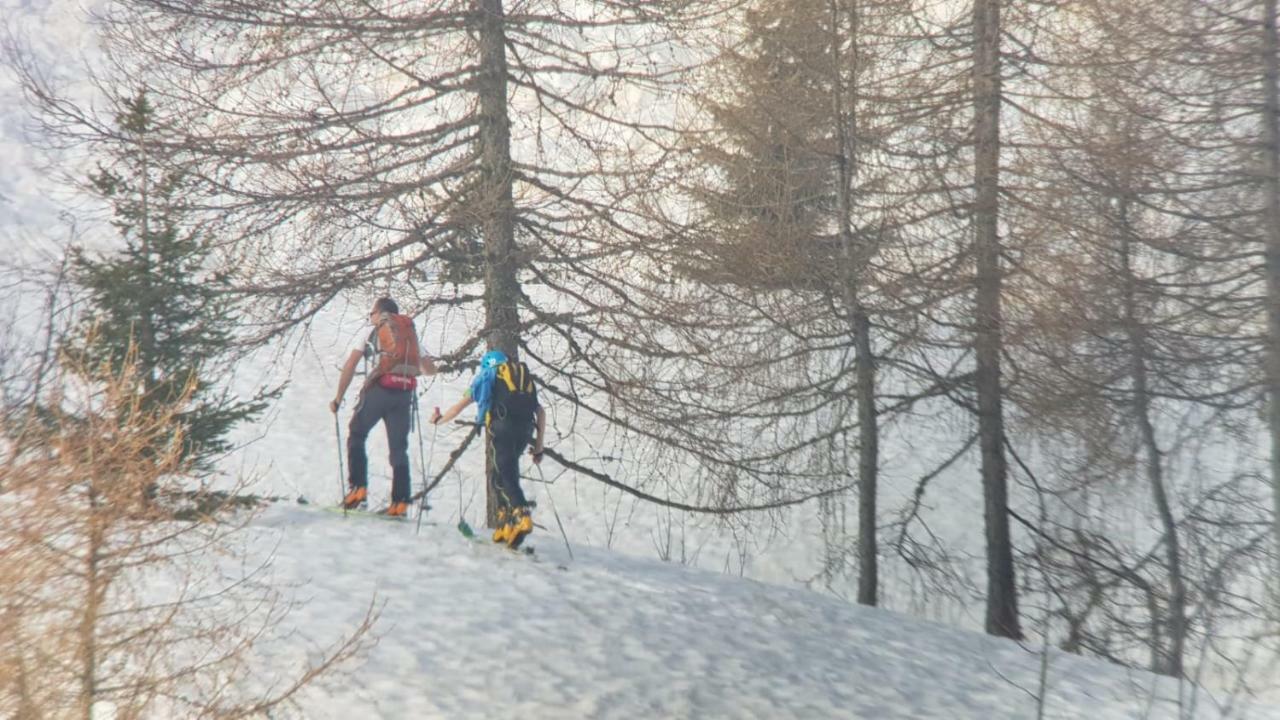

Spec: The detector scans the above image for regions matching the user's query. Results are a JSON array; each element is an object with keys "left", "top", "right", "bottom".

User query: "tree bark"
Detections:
[
  {"left": 973, "top": 0, "right": 1020, "bottom": 639},
  {"left": 853, "top": 310, "right": 879, "bottom": 606},
  {"left": 476, "top": 0, "right": 521, "bottom": 527}
]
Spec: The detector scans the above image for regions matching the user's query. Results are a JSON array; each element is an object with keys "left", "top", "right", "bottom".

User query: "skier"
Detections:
[
  {"left": 430, "top": 349, "right": 545, "bottom": 548},
  {"left": 330, "top": 297, "right": 437, "bottom": 516}
]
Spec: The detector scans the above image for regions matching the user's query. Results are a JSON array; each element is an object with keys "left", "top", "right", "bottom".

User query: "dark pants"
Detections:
[
  {"left": 348, "top": 384, "right": 413, "bottom": 503},
  {"left": 488, "top": 430, "right": 529, "bottom": 512}
]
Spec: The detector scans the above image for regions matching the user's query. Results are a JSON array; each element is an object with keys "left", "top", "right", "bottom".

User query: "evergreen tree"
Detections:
[{"left": 66, "top": 91, "right": 274, "bottom": 472}]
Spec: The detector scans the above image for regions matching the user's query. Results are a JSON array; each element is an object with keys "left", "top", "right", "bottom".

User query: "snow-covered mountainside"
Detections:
[
  {"left": 248, "top": 502, "right": 1274, "bottom": 719},
  {"left": 4, "top": 4, "right": 1277, "bottom": 716}
]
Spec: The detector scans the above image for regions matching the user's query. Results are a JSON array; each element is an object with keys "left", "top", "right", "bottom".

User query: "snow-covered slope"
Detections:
[{"left": 251, "top": 503, "right": 1273, "bottom": 719}]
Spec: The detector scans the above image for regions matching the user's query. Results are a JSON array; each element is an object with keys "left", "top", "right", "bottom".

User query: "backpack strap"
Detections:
[{"left": 496, "top": 361, "right": 518, "bottom": 393}]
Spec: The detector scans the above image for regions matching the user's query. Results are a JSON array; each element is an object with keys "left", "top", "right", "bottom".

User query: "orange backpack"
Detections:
[{"left": 368, "top": 312, "right": 422, "bottom": 384}]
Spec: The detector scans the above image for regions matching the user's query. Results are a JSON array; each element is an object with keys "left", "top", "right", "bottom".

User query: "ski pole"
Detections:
[
  {"left": 537, "top": 463, "right": 573, "bottom": 561},
  {"left": 413, "top": 393, "right": 424, "bottom": 501},
  {"left": 456, "top": 424, "right": 474, "bottom": 538},
  {"left": 414, "top": 396, "right": 438, "bottom": 535},
  {"left": 333, "top": 412, "right": 347, "bottom": 518}
]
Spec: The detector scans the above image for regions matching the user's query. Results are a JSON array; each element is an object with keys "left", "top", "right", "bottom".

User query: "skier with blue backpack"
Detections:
[{"left": 431, "top": 349, "right": 545, "bottom": 549}]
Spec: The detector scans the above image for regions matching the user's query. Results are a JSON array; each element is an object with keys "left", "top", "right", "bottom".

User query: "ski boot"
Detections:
[
  {"left": 506, "top": 506, "right": 533, "bottom": 550},
  {"left": 492, "top": 509, "right": 512, "bottom": 544},
  {"left": 342, "top": 486, "right": 368, "bottom": 510},
  {"left": 384, "top": 501, "right": 409, "bottom": 518}
]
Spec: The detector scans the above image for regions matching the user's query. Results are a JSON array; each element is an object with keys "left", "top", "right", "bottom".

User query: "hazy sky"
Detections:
[{"left": 1, "top": 0, "right": 102, "bottom": 259}]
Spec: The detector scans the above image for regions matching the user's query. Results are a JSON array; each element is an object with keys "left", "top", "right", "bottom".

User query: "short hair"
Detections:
[{"left": 373, "top": 297, "right": 399, "bottom": 314}]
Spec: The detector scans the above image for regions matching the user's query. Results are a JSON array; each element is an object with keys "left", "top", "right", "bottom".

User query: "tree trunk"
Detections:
[
  {"left": 973, "top": 0, "right": 1020, "bottom": 640},
  {"left": 853, "top": 310, "right": 879, "bottom": 606},
  {"left": 1118, "top": 198, "right": 1185, "bottom": 677},
  {"left": 476, "top": 0, "right": 521, "bottom": 528},
  {"left": 137, "top": 126, "right": 158, "bottom": 396},
  {"left": 78, "top": 483, "right": 104, "bottom": 719},
  {"left": 1261, "top": 0, "right": 1280, "bottom": 596},
  {"left": 829, "top": 0, "right": 879, "bottom": 606}
]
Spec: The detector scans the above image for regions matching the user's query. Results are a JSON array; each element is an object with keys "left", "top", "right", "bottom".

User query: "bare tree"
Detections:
[
  {"left": 970, "top": 0, "right": 1019, "bottom": 640},
  {"left": 5, "top": 0, "right": 871, "bottom": 529},
  {"left": 1259, "top": 0, "right": 1280, "bottom": 580},
  {"left": 1000, "top": 0, "right": 1270, "bottom": 679},
  {"left": 0, "top": 337, "right": 372, "bottom": 718},
  {"left": 670, "top": 0, "right": 954, "bottom": 606},
  {"left": 1108, "top": 0, "right": 1280, "bottom": 602}
]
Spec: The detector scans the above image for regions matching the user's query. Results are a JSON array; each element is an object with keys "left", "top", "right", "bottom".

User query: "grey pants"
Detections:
[{"left": 347, "top": 384, "right": 413, "bottom": 503}]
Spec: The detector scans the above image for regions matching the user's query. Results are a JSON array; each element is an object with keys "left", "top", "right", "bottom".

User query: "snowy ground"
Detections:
[
  {"left": 4, "top": 4, "right": 1277, "bottom": 707},
  {"left": 247, "top": 502, "right": 1276, "bottom": 720},
  {"left": 226, "top": 299, "right": 981, "bottom": 610}
]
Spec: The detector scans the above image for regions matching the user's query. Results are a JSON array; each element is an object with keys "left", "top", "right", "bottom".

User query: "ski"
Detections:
[
  {"left": 322, "top": 505, "right": 408, "bottom": 521},
  {"left": 306, "top": 503, "right": 435, "bottom": 525},
  {"left": 456, "top": 519, "right": 535, "bottom": 556}
]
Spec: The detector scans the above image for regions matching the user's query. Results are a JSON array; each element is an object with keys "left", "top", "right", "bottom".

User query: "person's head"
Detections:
[
  {"left": 480, "top": 349, "right": 508, "bottom": 370},
  {"left": 370, "top": 297, "right": 398, "bottom": 322}
]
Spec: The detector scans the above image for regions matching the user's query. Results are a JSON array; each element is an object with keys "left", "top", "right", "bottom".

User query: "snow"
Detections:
[
  {"left": 189, "top": 303, "right": 1276, "bottom": 719},
  {"left": 247, "top": 502, "right": 1276, "bottom": 719}
]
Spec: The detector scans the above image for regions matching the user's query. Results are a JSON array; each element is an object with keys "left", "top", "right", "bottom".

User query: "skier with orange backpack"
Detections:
[{"left": 329, "top": 297, "right": 437, "bottom": 516}]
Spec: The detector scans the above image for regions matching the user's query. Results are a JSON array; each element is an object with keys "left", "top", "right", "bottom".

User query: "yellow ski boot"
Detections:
[
  {"left": 491, "top": 509, "right": 512, "bottom": 544},
  {"left": 507, "top": 506, "right": 533, "bottom": 550}
]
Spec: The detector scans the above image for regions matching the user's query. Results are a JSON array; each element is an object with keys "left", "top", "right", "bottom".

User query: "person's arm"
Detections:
[
  {"left": 419, "top": 352, "right": 438, "bottom": 376},
  {"left": 430, "top": 395, "right": 474, "bottom": 425},
  {"left": 530, "top": 405, "right": 546, "bottom": 464},
  {"left": 329, "top": 350, "right": 362, "bottom": 413}
]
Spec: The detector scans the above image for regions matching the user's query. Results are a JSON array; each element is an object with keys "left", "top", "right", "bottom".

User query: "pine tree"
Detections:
[{"left": 66, "top": 91, "right": 274, "bottom": 472}]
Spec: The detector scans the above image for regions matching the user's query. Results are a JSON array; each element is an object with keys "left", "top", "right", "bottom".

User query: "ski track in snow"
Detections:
[{"left": 249, "top": 503, "right": 1276, "bottom": 720}]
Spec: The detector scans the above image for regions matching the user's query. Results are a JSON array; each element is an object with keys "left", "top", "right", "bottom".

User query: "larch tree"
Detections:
[
  {"left": 10, "top": 0, "right": 848, "bottom": 529},
  {"left": 673, "top": 0, "right": 934, "bottom": 605},
  {"left": 1000, "top": 0, "right": 1269, "bottom": 677},
  {"left": 969, "top": 0, "right": 1019, "bottom": 640}
]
